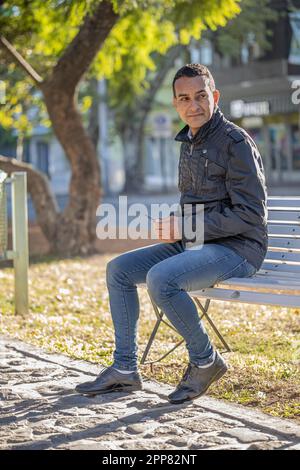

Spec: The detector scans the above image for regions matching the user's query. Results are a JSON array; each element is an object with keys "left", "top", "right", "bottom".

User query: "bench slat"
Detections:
[
  {"left": 218, "top": 276, "right": 300, "bottom": 291},
  {"left": 268, "top": 206, "right": 300, "bottom": 213},
  {"left": 265, "top": 251, "right": 300, "bottom": 262},
  {"left": 190, "top": 287, "right": 300, "bottom": 308},
  {"left": 267, "top": 224, "right": 300, "bottom": 236},
  {"left": 261, "top": 260, "right": 300, "bottom": 272},
  {"left": 268, "top": 196, "right": 300, "bottom": 199},
  {"left": 268, "top": 211, "right": 300, "bottom": 223},
  {"left": 267, "top": 197, "right": 300, "bottom": 208},
  {"left": 255, "top": 269, "right": 300, "bottom": 279},
  {"left": 267, "top": 238, "right": 300, "bottom": 250}
]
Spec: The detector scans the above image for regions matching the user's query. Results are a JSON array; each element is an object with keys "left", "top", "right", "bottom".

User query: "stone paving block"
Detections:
[
  {"left": 247, "top": 441, "right": 291, "bottom": 450},
  {"left": 285, "top": 443, "right": 300, "bottom": 450},
  {"left": 57, "top": 440, "right": 121, "bottom": 450},
  {"left": 126, "top": 422, "right": 158, "bottom": 435},
  {"left": 188, "top": 433, "right": 242, "bottom": 449},
  {"left": 177, "top": 417, "right": 236, "bottom": 434},
  {"left": 221, "top": 427, "right": 274, "bottom": 443},
  {"left": 165, "top": 437, "right": 190, "bottom": 447},
  {"left": 203, "top": 443, "right": 249, "bottom": 450}
]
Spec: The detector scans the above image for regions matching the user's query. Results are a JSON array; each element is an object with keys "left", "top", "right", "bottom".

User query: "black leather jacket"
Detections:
[{"left": 174, "top": 106, "right": 268, "bottom": 270}]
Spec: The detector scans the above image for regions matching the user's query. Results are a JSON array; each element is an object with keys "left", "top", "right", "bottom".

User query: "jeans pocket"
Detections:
[
  {"left": 244, "top": 262, "right": 257, "bottom": 277},
  {"left": 216, "top": 259, "right": 257, "bottom": 283}
]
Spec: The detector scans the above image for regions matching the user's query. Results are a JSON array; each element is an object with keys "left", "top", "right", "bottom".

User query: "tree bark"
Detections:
[{"left": 87, "top": 77, "right": 100, "bottom": 150}]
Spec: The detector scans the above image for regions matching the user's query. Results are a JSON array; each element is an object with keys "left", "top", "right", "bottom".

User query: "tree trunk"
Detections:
[
  {"left": 120, "top": 127, "right": 144, "bottom": 193},
  {"left": 42, "top": 87, "right": 102, "bottom": 255},
  {"left": 87, "top": 77, "right": 100, "bottom": 150}
]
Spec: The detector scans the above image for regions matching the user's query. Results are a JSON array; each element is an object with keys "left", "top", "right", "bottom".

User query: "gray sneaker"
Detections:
[
  {"left": 75, "top": 366, "right": 143, "bottom": 396},
  {"left": 168, "top": 350, "right": 228, "bottom": 404}
]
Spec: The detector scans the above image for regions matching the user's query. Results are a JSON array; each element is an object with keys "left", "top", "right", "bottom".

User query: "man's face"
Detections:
[{"left": 173, "top": 75, "right": 220, "bottom": 135}]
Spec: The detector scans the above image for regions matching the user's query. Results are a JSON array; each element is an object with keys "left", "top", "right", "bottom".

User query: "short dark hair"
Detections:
[{"left": 172, "top": 63, "right": 216, "bottom": 97}]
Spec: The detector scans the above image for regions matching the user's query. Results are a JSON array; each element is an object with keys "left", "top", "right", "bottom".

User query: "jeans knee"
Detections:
[
  {"left": 106, "top": 255, "right": 129, "bottom": 288},
  {"left": 146, "top": 267, "right": 174, "bottom": 304}
]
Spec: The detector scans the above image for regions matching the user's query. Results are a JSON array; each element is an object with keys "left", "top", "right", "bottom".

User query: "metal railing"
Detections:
[{"left": 0, "top": 170, "right": 29, "bottom": 315}]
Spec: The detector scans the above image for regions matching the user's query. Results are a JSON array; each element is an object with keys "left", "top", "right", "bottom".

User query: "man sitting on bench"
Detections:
[{"left": 76, "top": 63, "right": 268, "bottom": 404}]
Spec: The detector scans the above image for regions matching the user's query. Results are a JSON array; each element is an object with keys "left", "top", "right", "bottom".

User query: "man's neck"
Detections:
[
  {"left": 187, "top": 128, "right": 193, "bottom": 140},
  {"left": 188, "top": 106, "right": 218, "bottom": 140}
]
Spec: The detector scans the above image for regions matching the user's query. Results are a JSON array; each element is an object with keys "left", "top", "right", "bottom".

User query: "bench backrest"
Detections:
[{"left": 264, "top": 196, "right": 300, "bottom": 275}]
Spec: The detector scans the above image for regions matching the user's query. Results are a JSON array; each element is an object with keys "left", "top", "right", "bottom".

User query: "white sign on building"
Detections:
[
  {"left": 150, "top": 112, "right": 172, "bottom": 138},
  {"left": 230, "top": 99, "right": 270, "bottom": 119}
]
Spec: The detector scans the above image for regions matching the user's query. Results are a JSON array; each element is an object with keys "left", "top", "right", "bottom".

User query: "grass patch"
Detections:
[{"left": 0, "top": 253, "right": 299, "bottom": 422}]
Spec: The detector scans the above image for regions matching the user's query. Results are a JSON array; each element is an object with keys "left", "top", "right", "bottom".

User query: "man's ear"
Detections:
[
  {"left": 213, "top": 89, "right": 220, "bottom": 105},
  {"left": 172, "top": 96, "right": 177, "bottom": 110}
]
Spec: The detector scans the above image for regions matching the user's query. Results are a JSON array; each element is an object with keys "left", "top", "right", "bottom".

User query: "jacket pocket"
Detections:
[
  {"left": 194, "top": 149, "right": 226, "bottom": 196},
  {"left": 204, "top": 149, "right": 226, "bottom": 180}
]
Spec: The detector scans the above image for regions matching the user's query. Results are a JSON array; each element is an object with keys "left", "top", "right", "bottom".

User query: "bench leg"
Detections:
[
  {"left": 140, "top": 291, "right": 231, "bottom": 365},
  {"left": 193, "top": 298, "right": 231, "bottom": 354},
  {"left": 140, "top": 289, "right": 184, "bottom": 365}
]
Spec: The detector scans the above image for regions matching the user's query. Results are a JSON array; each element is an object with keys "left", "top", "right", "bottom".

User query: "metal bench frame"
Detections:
[
  {"left": 0, "top": 172, "right": 29, "bottom": 316},
  {"left": 140, "top": 196, "right": 300, "bottom": 365}
]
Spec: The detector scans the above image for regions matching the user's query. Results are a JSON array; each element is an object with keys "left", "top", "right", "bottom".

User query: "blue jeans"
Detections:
[{"left": 106, "top": 241, "right": 257, "bottom": 371}]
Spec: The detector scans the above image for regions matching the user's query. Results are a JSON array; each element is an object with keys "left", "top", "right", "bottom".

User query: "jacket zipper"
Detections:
[
  {"left": 205, "top": 158, "right": 208, "bottom": 178},
  {"left": 189, "top": 143, "right": 194, "bottom": 184},
  {"left": 202, "top": 158, "right": 208, "bottom": 186}
]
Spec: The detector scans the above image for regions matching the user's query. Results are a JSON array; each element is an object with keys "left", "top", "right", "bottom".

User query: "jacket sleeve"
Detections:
[{"left": 181, "top": 137, "right": 268, "bottom": 243}]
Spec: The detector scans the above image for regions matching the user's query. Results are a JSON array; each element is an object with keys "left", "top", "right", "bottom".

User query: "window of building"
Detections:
[
  {"left": 241, "top": 43, "right": 249, "bottom": 64},
  {"left": 199, "top": 39, "right": 213, "bottom": 66},
  {"left": 36, "top": 141, "right": 49, "bottom": 177},
  {"left": 269, "top": 124, "right": 289, "bottom": 171}
]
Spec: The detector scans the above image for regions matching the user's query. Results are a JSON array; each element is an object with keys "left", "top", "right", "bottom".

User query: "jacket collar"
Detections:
[{"left": 175, "top": 105, "right": 224, "bottom": 144}]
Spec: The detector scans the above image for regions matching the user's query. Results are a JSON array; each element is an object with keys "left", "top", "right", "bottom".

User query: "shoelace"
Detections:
[
  {"left": 180, "top": 363, "right": 194, "bottom": 384},
  {"left": 95, "top": 365, "right": 113, "bottom": 377}
]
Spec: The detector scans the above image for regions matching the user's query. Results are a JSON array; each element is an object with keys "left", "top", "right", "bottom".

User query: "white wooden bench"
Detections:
[{"left": 140, "top": 196, "right": 300, "bottom": 365}]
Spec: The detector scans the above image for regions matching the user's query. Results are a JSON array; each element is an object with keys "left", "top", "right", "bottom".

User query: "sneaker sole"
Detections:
[
  {"left": 168, "top": 365, "right": 228, "bottom": 405},
  {"left": 76, "top": 383, "right": 143, "bottom": 396}
]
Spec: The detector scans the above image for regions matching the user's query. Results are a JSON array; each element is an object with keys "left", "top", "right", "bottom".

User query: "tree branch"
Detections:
[
  {"left": 46, "top": 0, "right": 119, "bottom": 93},
  {"left": 136, "top": 44, "right": 185, "bottom": 126},
  {"left": 0, "top": 36, "right": 43, "bottom": 84}
]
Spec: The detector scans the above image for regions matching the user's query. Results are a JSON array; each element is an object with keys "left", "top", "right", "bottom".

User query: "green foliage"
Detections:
[
  {"left": 0, "top": 64, "right": 49, "bottom": 135},
  {"left": 93, "top": 0, "right": 240, "bottom": 104},
  {"left": 215, "top": 0, "right": 278, "bottom": 57},
  {"left": 0, "top": 0, "right": 241, "bottom": 134}
]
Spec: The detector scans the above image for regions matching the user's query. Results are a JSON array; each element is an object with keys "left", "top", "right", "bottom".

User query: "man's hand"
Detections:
[{"left": 153, "top": 215, "right": 182, "bottom": 243}]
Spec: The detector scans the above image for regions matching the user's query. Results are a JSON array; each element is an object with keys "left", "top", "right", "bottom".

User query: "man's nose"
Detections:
[{"left": 189, "top": 99, "right": 201, "bottom": 112}]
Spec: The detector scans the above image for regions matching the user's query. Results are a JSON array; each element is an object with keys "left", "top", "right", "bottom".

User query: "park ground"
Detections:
[{"left": 0, "top": 242, "right": 299, "bottom": 423}]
